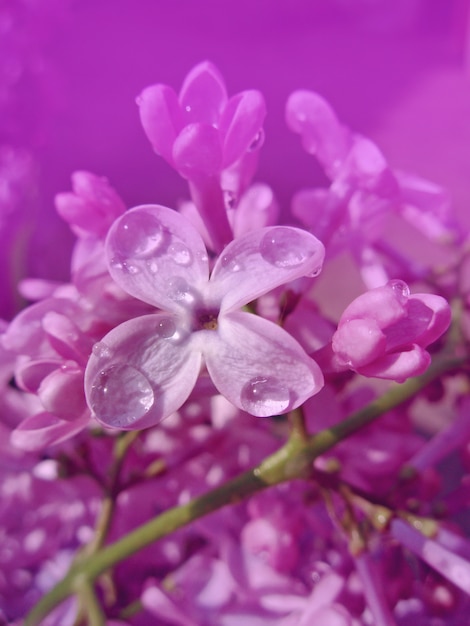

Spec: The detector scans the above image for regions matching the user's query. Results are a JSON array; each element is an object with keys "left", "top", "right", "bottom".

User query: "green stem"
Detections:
[
  {"left": 77, "top": 580, "right": 106, "bottom": 626},
  {"left": 24, "top": 353, "right": 464, "bottom": 626}
]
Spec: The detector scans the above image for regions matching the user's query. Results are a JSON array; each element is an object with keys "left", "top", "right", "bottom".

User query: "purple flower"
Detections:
[
  {"left": 85, "top": 204, "right": 325, "bottom": 429},
  {"left": 138, "top": 61, "right": 266, "bottom": 252},
  {"left": 315, "top": 279, "right": 451, "bottom": 382}
]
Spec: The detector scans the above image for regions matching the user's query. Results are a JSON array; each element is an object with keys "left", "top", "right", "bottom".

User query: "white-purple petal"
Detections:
[
  {"left": 106, "top": 205, "right": 209, "bottom": 312},
  {"left": 202, "top": 311, "right": 323, "bottom": 417},
  {"left": 84, "top": 314, "right": 202, "bottom": 430},
  {"left": 211, "top": 226, "right": 325, "bottom": 313}
]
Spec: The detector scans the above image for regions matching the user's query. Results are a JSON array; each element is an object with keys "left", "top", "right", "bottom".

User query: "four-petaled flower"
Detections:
[{"left": 85, "top": 205, "right": 325, "bottom": 429}]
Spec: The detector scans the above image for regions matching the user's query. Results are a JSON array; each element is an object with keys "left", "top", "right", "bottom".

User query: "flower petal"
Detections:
[
  {"left": 202, "top": 311, "right": 323, "bottom": 417},
  {"left": 84, "top": 314, "right": 202, "bottom": 430},
  {"left": 106, "top": 205, "right": 209, "bottom": 312},
  {"left": 11, "top": 412, "right": 89, "bottom": 451},
  {"left": 210, "top": 226, "right": 325, "bottom": 313},
  {"left": 220, "top": 90, "right": 266, "bottom": 167},
  {"left": 179, "top": 60, "right": 227, "bottom": 126},
  {"left": 173, "top": 123, "right": 223, "bottom": 179},
  {"left": 137, "top": 84, "right": 183, "bottom": 163},
  {"left": 357, "top": 345, "right": 430, "bottom": 382}
]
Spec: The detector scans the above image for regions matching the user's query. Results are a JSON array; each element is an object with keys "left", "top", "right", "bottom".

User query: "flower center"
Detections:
[{"left": 195, "top": 309, "right": 219, "bottom": 331}]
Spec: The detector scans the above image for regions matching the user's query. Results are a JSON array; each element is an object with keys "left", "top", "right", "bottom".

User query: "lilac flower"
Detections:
[
  {"left": 286, "top": 90, "right": 460, "bottom": 287},
  {"left": 138, "top": 61, "right": 266, "bottom": 252},
  {"left": 85, "top": 204, "right": 325, "bottom": 429},
  {"left": 315, "top": 279, "right": 451, "bottom": 382}
]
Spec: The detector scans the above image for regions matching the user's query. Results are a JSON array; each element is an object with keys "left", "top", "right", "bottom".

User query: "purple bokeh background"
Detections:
[{"left": 2, "top": 0, "right": 470, "bottom": 315}]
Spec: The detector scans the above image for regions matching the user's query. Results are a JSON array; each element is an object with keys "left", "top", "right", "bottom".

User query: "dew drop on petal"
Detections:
[
  {"left": 260, "top": 228, "right": 310, "bottom": 269},
  {"left": 92, "top": 342, "right": 112, "bottom": 359},
  {"left": 388, "top": 279, "right": 410, "bottom": 304},
  {"left": 169, "top": 242, "right": 192, "bottom": 266},
  {"left": 114, "top": 211, "right": 164, "bottom": 259},
  {"left": 240, "top": 376, "right": 290, "bottom": 416},
  {"left": 89, "top": 363, "right": 154, "bottom": 428},
  {"left": 248, "top": 128, "right": 265, "bottom": 152},
  {"left": 147, "top": 260, "right": 159, "bottom": 274},
  {"left": 157, "top": 317, "right": 176, "bottom": 338},
  {"left": 167, "top": 276, "right": 194, "bottom": 303},
  {"left": 221, "top": 253, "right": 242, "bottom": 272}
]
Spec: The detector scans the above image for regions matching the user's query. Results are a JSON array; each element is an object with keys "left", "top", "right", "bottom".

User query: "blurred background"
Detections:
[{"left": 1, "top": 0, "right": 469, "bottom": 317}]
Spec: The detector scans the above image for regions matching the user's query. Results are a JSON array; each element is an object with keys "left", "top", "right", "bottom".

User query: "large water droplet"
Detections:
[
  {"left": 169, "top": 242, "right": 192, "bottom": 266},
  {"left": 240, "top": 376, "right": 290, "bottom": 416},
  {"left": 388, "top": 279, "right": 410, "bottom": 304},
  {"left": 157, "top": 317, "right": 176, "bottom": 338},
  {"left": 89, "top": 363, "right": 154, "bottom": 428},
  {"left": 114, "top": 211, "right": 164, "bottom": 259},
  {"left": 248, "top": 128, "right": 265, "bottom": 152},
  {"left": 260, "top": 228, "right": 310, "bottom": 269}
]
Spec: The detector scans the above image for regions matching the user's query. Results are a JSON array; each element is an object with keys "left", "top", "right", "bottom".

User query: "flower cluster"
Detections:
[{"left": 1, "top": 53, "right": 470, "bottom": 626}]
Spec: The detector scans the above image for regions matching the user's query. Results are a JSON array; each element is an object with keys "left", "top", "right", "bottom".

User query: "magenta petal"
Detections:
[
  {"left": 211, "top": 226, "right": 325, "bottom": 313},
  {"left": 16, "top": 359, "right": 61, "bottom": 393},
  {"left": 106, "top": 204, "right": 209, "bottom": 312},
  {"left": 38, "top": 366, "right": 87, "bottom": 421},
  {"left": 203, "top": 312, "right": 323, "bottom": 417},
  {"left": 138, "top": 84, "right": 183, "bottom": 163},
  {"left": 173, "top": 122, "right": 223, "bottom": 179},
  {"left": 286, "top": 90, "right": 350, "bottom": 175},
  {"left": 409, "top": 294, "right": 451, "bottom": 346},
  {"left": 220, "top": 90, "right": 266, "bottom": 167},
  {"left": 332, "top": 319, "right": 387, "bottom": 368},
  {"left": 55, "top": 171, "right": 126, "bottom": 238},
  {"left": 1, "top": 298, "right": 80, "bottom": 356},
  {"left": 339, "top": 285, "right": 406, "bottom": 328},
  {"left": 179, "top": 60, "right": 227, "bottom": 126},
  {"left": 357, "top": 345, "right": 430, "bottom": 382},
  {"left": 11, "top": 412, "right": 89, "bottom": 451},
  {"left": 84, "top": 314, "right": 202, "bottom": 430},
  {"left": 232, "top": 184, "right": 279, "bottom": 237}
]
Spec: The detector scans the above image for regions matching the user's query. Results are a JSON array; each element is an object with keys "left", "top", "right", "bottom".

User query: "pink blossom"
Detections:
[
  {"left": 315, "top": 279, "right": 451, "bottom": 382},
  {"left": 138, "top": 61, "right": 266, "bottom": 252},
  {"left": 287, "top": 90, "right": 461, "bottom": 288},
  {"left": 85, "top": 204, "right": 325, "bottom": 428}
]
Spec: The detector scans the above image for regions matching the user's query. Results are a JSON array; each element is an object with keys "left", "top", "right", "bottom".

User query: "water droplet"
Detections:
[
  {"left": 248, "top": 128, "right": 265, "bottom": 152},
  {"left": 223, "top": 190, "right": 237, "bottom": 210},
  {"left": 167, "top": 276, "right": 194, "bottom": 303},
  {"left": 240, "top": 376, "right": 290, "bottom": 416},
  {"left": 306, "top": 266, "right": 322, "bottom": 278},
  {"left": 114, "top": 211, "right": 164, "bottom": 259},
  {"left": 122, "top": 262, "right": 139, "bottom": 274},
  {"left": 260, "top": 228, "right": 310, "bottom": 269},
  {"left": 221, "top": 253, "right": 242, "bottom": 272},
  {"left": 89, "top": 364, "right": 154, "bottom": 428},
  {"left": 169, "top": 242, "right": 192, "bottom": 266},
  {"left": 147, "top": 260, "right": 159, "bottom": 273},
  {"left": 110, "top": 258, "right": 123, "bottom": 270},
  {"left": 185, "top": 105, "right": 192, "bottom": 113},
  {"left": 92, "top": 342, "right": 112, "bottom": 359},
  {"left": 388, "top": 279, "right": 410, "bottom": 304},
  {"left": 157, "top": 317, "right": 176, "bottom": 338}
]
